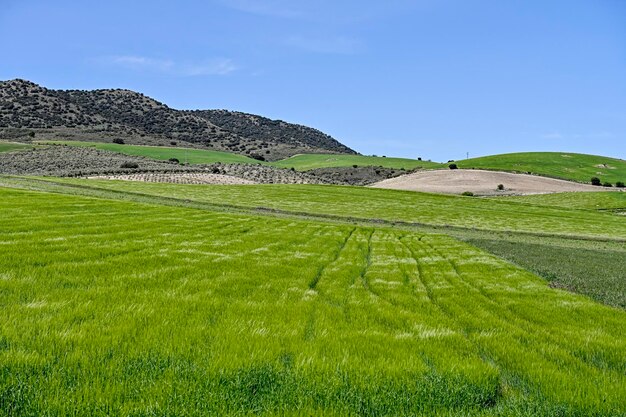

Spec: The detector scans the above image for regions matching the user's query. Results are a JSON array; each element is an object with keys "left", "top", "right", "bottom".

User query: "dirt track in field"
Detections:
[
  {"left": 370, "top": 169, "right": 612, "bottom": 195},
  {"left": 89, "top": 173, "right": 257, "bottom": 185}
]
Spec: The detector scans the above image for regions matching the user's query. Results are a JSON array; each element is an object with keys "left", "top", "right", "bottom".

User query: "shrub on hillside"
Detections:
[
  {"left": 249, "top": 153, "right": 265, "bottom": 161},
  {"left": 352, "top": 165, "right": 358, "bottom": 168},
  {"left": 120, "top": 162, "right": 138, "bottom": 169},
  {"left": 112, "top": 138, "right": 125, "bottom": 144},
  {"left": 616, "top": 181, "right": 625, "bottom": 188},
  {"left": 497, "top": 184, "right": 505, "bottom": 191},
  {"left": 461, "top": 191, "right": 474, "bottom": 196},
  {"left": 602, "top": 182, "right": 613, "bottom": 187},
  {"left": 449, "top": 163, "right": 458, "bottom": 170},
  {"left": 168, "top": 158, "right": 180, "bottom": 164},
  {"left": 591, "top": 177, "right": 601, "bottom": 186}
]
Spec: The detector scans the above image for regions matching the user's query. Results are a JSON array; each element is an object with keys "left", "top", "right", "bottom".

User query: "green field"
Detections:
[
  {"left": 0, "top": 141, "right": 32, "bottom": 152},
  {"left": 1, "top": 185, "right": 625, "bottom": 416},
  {"left": 505, "top": 191, "right": 626, "bottom": 211},
  {"left": 457, "top": 152, "right": 626, "bottom": 184},
  {"left": 39, "top": 140, "right": 260, "bottom": 165},
  {"left": 47, "top": 178, "right": 626, "bottom": 239},
  {"left": 270, "top": 154, "right": 443, "bottom": 171}
]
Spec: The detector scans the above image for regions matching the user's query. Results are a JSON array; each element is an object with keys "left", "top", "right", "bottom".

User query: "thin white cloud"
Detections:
[
  {"left": 541, "top": 132, "right": 564, "bottom": 140},
  {"left": 99, "top": 55, "right": 238, "bottom": 76},
  {"left": 218, "top": 0, "right": 302, "bottom": 18},
  {"left": 541, "top": 131, "right": 613, "bottom": 140},
  {"left": 284, "top": 35, "right": 362, "bottom": 54}
]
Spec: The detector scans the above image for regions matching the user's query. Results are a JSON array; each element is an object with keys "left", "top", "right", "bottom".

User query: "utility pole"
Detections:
[{"left": 466, "top": 152, "right": 469, "bottom": 160}]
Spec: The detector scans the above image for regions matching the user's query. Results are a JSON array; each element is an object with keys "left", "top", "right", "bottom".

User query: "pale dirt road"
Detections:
[{"left": 370, "top": 169, "right": 614, "bottom": 196}]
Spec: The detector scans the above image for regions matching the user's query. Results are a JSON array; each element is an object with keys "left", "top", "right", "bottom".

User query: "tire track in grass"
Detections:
[
  {"left": 420, "top": 236, "right": 626, "bottom": 409},
  {"left": 308, "top": 227, "right": 356, "bottom": 290},
  {"left": 304, "top": 227, "right": 356, "bottom": 341}
]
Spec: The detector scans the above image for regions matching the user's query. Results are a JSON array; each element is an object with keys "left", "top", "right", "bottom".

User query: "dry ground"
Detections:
[{"left": 371, "top": 169, "right": 614, "bottom": 195}]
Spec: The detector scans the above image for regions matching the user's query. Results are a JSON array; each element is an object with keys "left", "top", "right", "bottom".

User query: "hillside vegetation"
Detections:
[
  {"left": 0, "top": 141, "right": 32, "bottom": 152},
  {"left": 271, "top": 154, "right": 442, "bottom": 171},
  {"left": 457, "top": 152, "right": 626, "bottom": 184},
  {"left": 1, "top": 185, "right": 625, "bottom": 416},
  {"left": 0, "top": 79, "right": 355, "bottom": 160},
  {"left": 40, "top": 140, "right": 260, "bottom": 165}
]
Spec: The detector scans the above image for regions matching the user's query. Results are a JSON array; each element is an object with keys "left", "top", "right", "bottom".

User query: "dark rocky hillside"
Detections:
[{"left": 0, "top": 79, "right": 356, "bottom": 160}]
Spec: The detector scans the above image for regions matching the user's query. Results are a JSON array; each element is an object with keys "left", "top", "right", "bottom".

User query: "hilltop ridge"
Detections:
[{"left": 0, "top": 79, "right": 356, "bottom": 160}]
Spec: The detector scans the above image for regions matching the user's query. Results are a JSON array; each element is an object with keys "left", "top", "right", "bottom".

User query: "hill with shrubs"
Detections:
[{"left": 0, "top": 79, "right": 355, "bottom": 160}]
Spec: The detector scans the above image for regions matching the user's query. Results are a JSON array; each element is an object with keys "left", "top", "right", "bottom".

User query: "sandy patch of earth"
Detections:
[
  {"left": 89, "top": 173, "right": 257, "bottom": 185},
  {"left": 370, "top": 169, "right": 614, "bottom": 196}
]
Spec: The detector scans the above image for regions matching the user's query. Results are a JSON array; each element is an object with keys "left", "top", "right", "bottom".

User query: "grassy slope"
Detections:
[
  {"left": 0, "top": 142, "right": 32, "bottom": 152},
  {"left": 39, "top": 140, "right": 260, "bottom": 164},
  {"left": 1, "top": 186, "right": 625, "bottom": 416},
  {"left": 270, "top": 153, "right": 443, "bottom": 171},
  {"left": 503, "top": 191, "right": 626, "bottom": 211},
  {"left": 50, "top": 179, "right": 626, "bottom": 239},
  {"left": 457, "top": 152, "right": 626, "bottom": 184}
]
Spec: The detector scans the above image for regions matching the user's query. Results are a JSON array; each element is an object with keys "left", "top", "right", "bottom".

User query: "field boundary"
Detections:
[{"left": 2, "top": 175, "right": 624, "bottom": 244}]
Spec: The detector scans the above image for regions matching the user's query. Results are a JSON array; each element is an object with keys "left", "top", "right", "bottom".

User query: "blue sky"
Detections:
[{"left": 1, "top": 0, "right": 625, "bottom": 161}]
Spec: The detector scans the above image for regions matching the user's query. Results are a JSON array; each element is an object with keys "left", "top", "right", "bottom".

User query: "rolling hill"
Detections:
[
  {"left": 0, "top": 79, "right": 355, "bottom": 160},
  {"left": 455, "top": 152, "right": 626, "bottom": 185},
  {"left": 270, "top": 153, "right": 443, "bottom": 171}
]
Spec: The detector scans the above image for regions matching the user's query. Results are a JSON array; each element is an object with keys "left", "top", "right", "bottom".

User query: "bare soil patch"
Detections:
[{"left": 370, "top": 169, "right": 613, "bottom": 196}]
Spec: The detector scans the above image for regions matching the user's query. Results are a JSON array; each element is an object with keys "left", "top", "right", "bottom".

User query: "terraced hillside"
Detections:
[
  {"left": 456, "top": 152, "right": 626, "bottom": 185},
  {"left": 1, "top": 185, "right": 625, "bottom": 416}
]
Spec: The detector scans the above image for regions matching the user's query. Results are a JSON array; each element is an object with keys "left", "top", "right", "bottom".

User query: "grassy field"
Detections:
[
  {"left": 48, "top": 178, "right": 626, "bottom": 239},
  {"left": 270, "top": 154, "right": 443, "bottom": 171},
  {"left": 504, "top": 191, "right": 626, "bottom": 211},
  {"left": 456, "top": 152, "right": 626, "bottom": 184},
  {"left": 38, "top": 140, "right": 260, "bottom": 165},
  {"left": 1, "top": 186, "right": 625, "bottom": 416},
  {"left": 0, "top": 141, "right": 33, "bottom": 153}
]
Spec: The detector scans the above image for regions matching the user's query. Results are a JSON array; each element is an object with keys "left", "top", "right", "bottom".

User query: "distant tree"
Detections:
[
  {"left": 120, "top": 162, "right": 138, "bottom": 168},
  {"left": 497, "top": 184, "right": 505, "bottom": 190},
  {"left": 170, "top": 141, "right": 177, "bottom": 146},
  {"left": 590, "top": 177, "right": 601, "bottom": 186},
  {"left": 616, "top": 181, "right": 625, "bottom": 188},
  {"left": 602, "top": 182, "right": 613, "bottom": 187},
  {"left": 352, "top": 164, "right": 358, "bottom": 168},
  {"left": 461, "top": 191, "right": 474, "bottom": 196},
  {"left": 28, "top": 131, "right": 35, "bottom": 138},
  {"left": 449, "top": 163, "right": 458, "bottom": 170},
  {"left": 417, "top": 157, "right": 422, "bottom": 161},
  {"left": 168, "top": 158, "right": 180, "bottom": 164},
  {"left": 112, "top": 138, "right": 125, "bottom": 145},
  {"left": 249, "top": 153, "right": 265, "bottom": 161}
]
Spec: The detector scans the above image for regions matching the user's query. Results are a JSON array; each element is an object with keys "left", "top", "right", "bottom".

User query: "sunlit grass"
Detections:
[
  {"left": 48, "top": 178, "right": 626, "bottom": 239},
  {"left": 457, "top": 152, "right": 626, "bottom": 184},
  {"left": 1, "top": 187, "right": 626, "bottom": 415}
]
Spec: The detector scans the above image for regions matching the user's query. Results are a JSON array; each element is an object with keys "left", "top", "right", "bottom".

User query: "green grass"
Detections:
[
  {"left": 46, "top": 178, "right": 626, "bottom": 239},
  {"left": 467, "top": 237, "right": 626, "bottom": 309},
  {"left": 38, "top": 140, "right": 261, "bottom": 165},
  {"left": 1, "top": 186, "right": 626, "bottom": 416},
  {"left": 269, "top": 153, "right": 443, "bottom": 171},
  {"left": 456, "top": 152, "right": 626, "bottom": 184},
  {"left": 0, "top": 141, "right": 32, "bottom": 153},
  {"left": 503, "top": 191, "right": 626, "bottom": 211}
]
